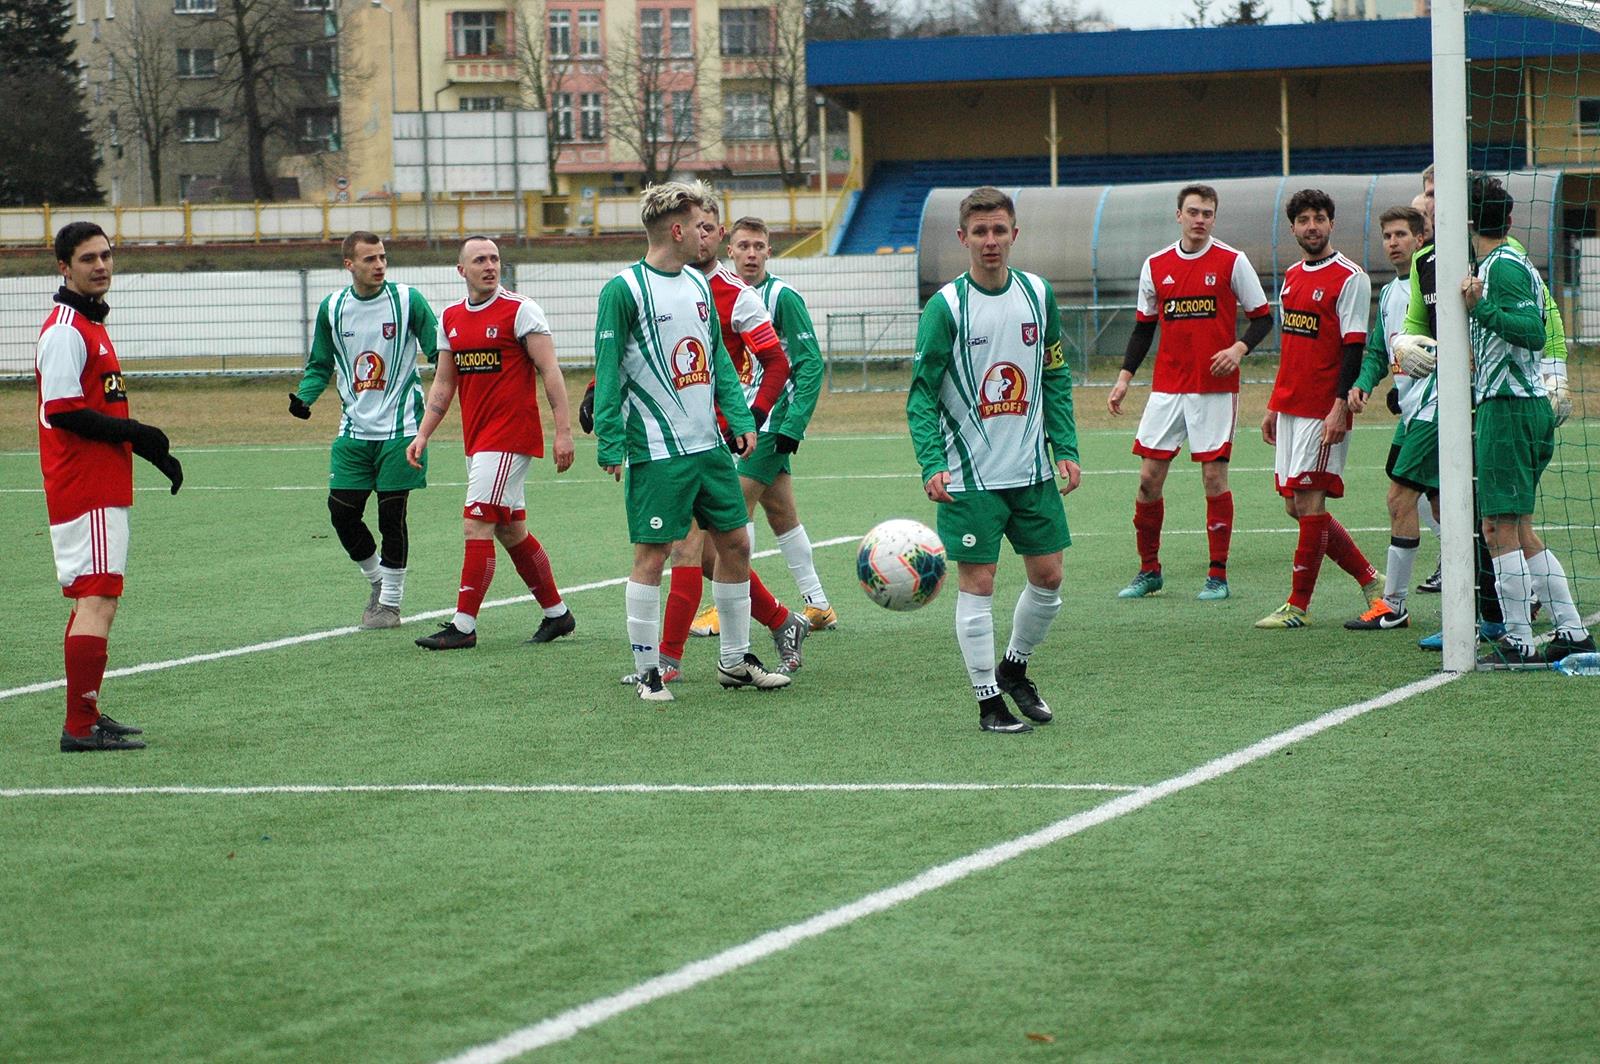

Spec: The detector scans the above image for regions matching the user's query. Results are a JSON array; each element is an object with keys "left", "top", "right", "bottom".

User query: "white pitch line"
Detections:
[
  {"left": 0, "top": 538, "right": 860, "bottom": 703},
  {"left": 437, "top": 670, "right": 1462, "bottom": 1064},
  {"left": 0, "top": 781, "right": 1141, "bottom": 799}
]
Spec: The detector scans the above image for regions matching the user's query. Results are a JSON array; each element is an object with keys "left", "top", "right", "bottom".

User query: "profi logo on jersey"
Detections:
[
  {"left": 1163, "top": 295, "right": 1218, "bottom": 320},
  {"left": 1282, "top": 309, "right": 1321, "bottom": 339},
  {"left": 978, "top": 362, "right": 1029, "bottom": 419},
  {"left": 455, "top": 349, "right": 502, "bottom": 375},
  {"left": 671, "top": 337, "right": 711, "bottom": 389},
  {"left": 100, "top": 372, "right": 127, "bottom": 403},
  {"left": 353, "top": 351, "right": 388, "bottom": 392}
]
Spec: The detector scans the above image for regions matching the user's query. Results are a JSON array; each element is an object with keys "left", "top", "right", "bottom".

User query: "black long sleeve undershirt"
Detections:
[{"left": 1336, "top": 341, "right": 1365, "bottom": 397}]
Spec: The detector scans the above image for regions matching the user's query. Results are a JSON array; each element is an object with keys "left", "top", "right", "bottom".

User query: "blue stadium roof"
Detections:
[{"left": 807, "top": 15, "right": 1600, "bottom": 89}]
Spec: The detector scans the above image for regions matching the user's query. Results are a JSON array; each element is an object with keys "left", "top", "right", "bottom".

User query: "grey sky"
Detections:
[{"left": 1105, "top": 0, "right": 1315, "bottom": 28}]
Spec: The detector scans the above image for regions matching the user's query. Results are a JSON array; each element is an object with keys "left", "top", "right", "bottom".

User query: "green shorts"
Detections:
[
  {"left": 938, "top": 480, "right": 1071, "bottom": 564},
  {"left": 1387, "top": 418, "right": 1439, "bottom": 493},
  {"left": 330, "top": 435, "right": 426, "bottom": 492},
  {"left": 1474, "top": 397, "right": 1554, "bottom": 517},
  {"left": 736, "top": 431, "right": 792, "bottom": 486},
  {"left": 626, "top": 448, "right": 748, "bottom": 543}
]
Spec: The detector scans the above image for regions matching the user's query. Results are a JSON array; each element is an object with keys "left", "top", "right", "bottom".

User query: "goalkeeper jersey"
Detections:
[
  {"left": 755, "top": 274, "right": 823, "bottom": 442},
  {"left": 297, "top": 282, "right": 439, "bottom": 441},
  {"left": 1470, "top": 242, "right": 1548, "bottom": 403},
  {"left": 907, "top": 268, "right": 1078, "bottom": 493}
]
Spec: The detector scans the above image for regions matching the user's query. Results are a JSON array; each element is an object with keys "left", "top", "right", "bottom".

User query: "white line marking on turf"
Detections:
[
  {"left": 0, "top": 782, "right": 1140, "bottom": 799},
  {"left": 435, "top": 670, "right": 1462, "bottom": 1064},
  {"left": 0, "top": 538, "right": 860, "bottom": 703}
]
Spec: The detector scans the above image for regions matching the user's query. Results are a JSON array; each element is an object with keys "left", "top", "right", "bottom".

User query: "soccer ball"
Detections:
[{"left": 857, "top": 519, "right": 947, "bottom": 611}]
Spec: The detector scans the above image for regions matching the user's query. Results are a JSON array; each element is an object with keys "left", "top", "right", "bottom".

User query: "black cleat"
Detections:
[
  {"left": 415, "top": 623, "right": 477, "bottom": 650},
  {"left": 93, "top": 714, "right": 143, "bottom": 736},
  {"left": 1477, "top": 635, "right": 1543, "bottom": 670},
  {"left": 525, "top": 609, "right": 576, "bottom": 645},
  {"left": 979, "top": 707, "right": 1033, "bottom": 734},
  {"left": 61, "top": 725, "right": 146, "bottom": 752},
  {"left": 1416, "top": 562, "right": 1442, "bottom": 594},
  {"left": 996, "top": 658, "right": 1052, "bottom": 723},
  {"left": 1544, "top": 629, "right": 1598, "bottom": 664}
]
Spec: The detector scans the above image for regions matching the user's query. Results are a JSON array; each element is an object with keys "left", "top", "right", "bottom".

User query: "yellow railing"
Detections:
[{"left": 781, "top": 158, "right": 863, "bottom": 258}]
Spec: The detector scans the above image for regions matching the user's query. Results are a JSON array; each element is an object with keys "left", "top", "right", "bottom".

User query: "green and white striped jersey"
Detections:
[
  {"left": 906, "top": 269, "right": 1078, "bottom": 493},
  {"left": 1470, "top": 243, "right": 1548, "bottom": 403},
  {"left": 592, "top": 261, "right": 753, "bottom": 466},
  {"left": 1376, "top": 276, "right": 1437, "bottom": 425},
  {"left": 754, "top": 274, "right": 823, "bottom": 442},
  {"left": 296, "top": 282, "right": 439, "bottom": 441}
]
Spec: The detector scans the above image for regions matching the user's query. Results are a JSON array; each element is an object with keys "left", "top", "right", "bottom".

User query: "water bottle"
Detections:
[{"left": 1551, "top": 652, "right": 1600, "bottom": 676}]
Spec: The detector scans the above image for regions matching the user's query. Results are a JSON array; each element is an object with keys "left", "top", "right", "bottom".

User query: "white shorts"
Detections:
[
  {"left": 464, "top": 451, "right": 531, "bottom": 522},
  {"left": 50, "top": 506, "right": 129, "bottom": 598},
  {"left": 1133, "top": 391, "right": 1238, "bottom": 462},
  {"left": 1273, "top": 412, "right": 1349, "bottom": 498}
]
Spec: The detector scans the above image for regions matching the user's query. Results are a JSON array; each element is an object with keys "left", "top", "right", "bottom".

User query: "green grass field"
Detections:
[{"left": 3, "top": 420, "right": 1598, "bottom": 1063}]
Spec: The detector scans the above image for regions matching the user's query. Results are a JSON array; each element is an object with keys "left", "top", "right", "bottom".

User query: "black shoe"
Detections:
[
  {"left": 1417, "top": 562, "right": 1442, "bottom": 594},
  {"left": 415, "top": 623, "right": 477, "bottom": 650},
  {"left": 1544, "top": 629, "right": 1598, "bottom": 664},
  {"left": 525, "top": 609, "right": 576, "bottom": 645},
  {"left": 996, "top": 658, "right": 1052, "bottom": 723},
  {"left": 978, "top": 694, "right": 1033, "bottom": 734},
  {"left": 1477, "top": 635, "right": 1543, "bottom": 669},
  {"left": 61, "top": 725, "right": 146, "bottom": 752},
  {"left": 94, "top": 714, "right": 143, "bottom": 736}
]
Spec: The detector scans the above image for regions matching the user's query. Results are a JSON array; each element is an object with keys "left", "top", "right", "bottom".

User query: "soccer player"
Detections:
[
  {"left": 405, "top": 236, "right": 577, "bottom": 649},
  {"left": 1345, "top": 206, "right": 1433, "bottom": 631},
  {"left": 593, "top": 182, "right": 790, "bottom": 700},
  {"left": 907, "top": 186, "right": 1081, "bottom": 734},
  {"left": 1461, "top": 177, "right": 1594, "bottom": 665},
  {"left": 1255, "top": 189, "right": 1382, "bottom": 629},
  {"left": 37, "top": 222, "right": 183, "bottom": 752},
  {"left": 290, "top": 231, "right": 439, "bottom": 628},
  {"left": 727, "top": 216, "right": 837, "bottom": 631},
  {"left": 1107, "top": 184, "right": 1272, "bottom": 601}
]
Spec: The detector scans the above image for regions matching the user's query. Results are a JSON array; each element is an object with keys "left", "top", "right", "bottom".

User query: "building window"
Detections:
[
  {"left": 1580, "top": 97, "right": 1600, "bottom": 133},
  {"left": 459, "top": 95, "right": 506, "bottom": 110},
  {"left": 548, "top": 10, "right": 570, "bottom": 57},
  {"left": 178, "top": 173, "right": 218, "bottom": 199},
  {"left": 719, "top": 8, "right": 770, "bottom": 56},
  {"left": 293, "top": 0, "right": 333, "bottom": 10},
  {"left": 577, "top": 9, "right": 599, "bottom": 57},
  {"left": 299, "top": 108, "right": 340, "bottom": 151},
  {"left": 668, "top": 8, "right": 691, "bottom": 56},
  {"left": 293, "top": 43, "right": 335, "bottom": 75},
  {"left": 176, "top": 47, "right": 217, "bottom": 78},
  {"left": 179, "top": 109, "right": 221, "bottom": 142},
  {"left": 77, "top": 62, "right": 89, "bottom": 90},
  {"left": 723, "top": 91, "right": 771, "bottom": 139},
  {"left": 644, "top": 89, "right": 663, "bottom": 134},
  {"left": 671, "top": 89, "right": 693, "bottom": 137},
  {"left": 105, "top": 0, "right": 115, "bottom": 17},
  {"left": 91, "top": 17, "right": 100, "bottom": 40},
  {"left": 172, "top": 0, "right": 216, "bottom": 12},
  {"left": 579, "top": 91, "right": 602, "bottom": 140},
  {"left": 639, "top": 9, "right": 662, "bottom": 56},
  {"left": 109, "top": 111, "right": 121, "bottom": 148},
  {"left": 451, "top": 10, "right": 508, "bottom": 58},
  {"left": 76, "top": 0, "right": 85, "bottom": 23},
  {"left": 551, "top": 92, "right": 573, "bottom": 140}
]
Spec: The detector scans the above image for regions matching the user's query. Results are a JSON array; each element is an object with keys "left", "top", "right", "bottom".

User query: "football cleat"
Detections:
[
  {"left": 717, "top": 653, "right": 791, "bottom": 690},
  {"left": 60, "top": 725, "right": 146, "bottom": 752},
  {"left": 1477, "top": 635, "right": 1543, "bottom": 669},
  {"left": 620, "top": 656, "right": 682, "bottom": 685},
  {"left": 689, "top": 604, "right": 719, "bottom": 637},
  {"left": 1419, "top": 620, "right": 1507, "bottom": 651},
  {"left": 772, "top": 611, "right": 809, "bottom": 672},
  {"left": 1116, "top": 570, "right": 1163, "bottom": 599},
  {"left": 414, "top": 622, "right": 476, "bottom": 650},
  {"left": 1544, "top": 629, "right": 1597, "bottom": 664},
  {"left": 978, "top": 695, "right": 1033, "bottom": 734},
  {"left": 525, "top": 609, "right": 576, "bottom": 645},
  {"left": 361, "top": 604, "right": 402, "bottom": 630},
  {"left": 636, "top": 667, "right": 675, "bottom": 702},
  {"left": 1196, "top": 576, "right": 1230, "bottom": 601},
  {"left": 1344, "top": 599, "right": 1410, "bottom": 631},
  {"left": 1254, "top": 603, "right": 1309, "bottom": 629},
  {"left": 802, "top": 604, "right": 838, "bottom": 631},
  {"left": 1417, "top": 563, "right": 1442, "bottom": 594},
  {"left": 996, "top": 658, "right": 1052, "bottom": 723},
  {"left": 93, "top": 714, "right": 143, "bottom": 736}
]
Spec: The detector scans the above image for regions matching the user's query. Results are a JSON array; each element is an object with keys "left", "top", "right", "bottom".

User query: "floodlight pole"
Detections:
[{"left": 1431, "top": 0, "right": 1478, "bottom": 674}]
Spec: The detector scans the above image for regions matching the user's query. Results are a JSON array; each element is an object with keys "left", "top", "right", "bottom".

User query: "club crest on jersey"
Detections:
[
  {"left": 382, "top": 322, "right": 397, "bottom": 340},
  {"left": 486, "top": 326, "right": 499, "bottom": 338},
  {"left": 671, "top": 336, "right": 711, "bottom": 389},
  {"left": 697, "top": 301, "right": 709, "bottom": 322},
  {"left": 100, "top": 372, "right": 127, "bottom": 403},
  {"left": 1312, "top": 288, "right": 1325, "bottom": 302},
  {"left": 1021, "top": 322, "right": 1038, "bottom": 346},
  {"left": 1205, "top": 272, "right": 1218, "bottom": 286},
  {"left": 978, "top": 362, "right": 1029, "bottom": 419},
  {"left": 353, "top": 351, "right": 388, "bottom": 392}
]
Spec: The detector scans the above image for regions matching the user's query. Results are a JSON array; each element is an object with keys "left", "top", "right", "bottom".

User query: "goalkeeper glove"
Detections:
[
  {"left": 1386, "top": 385, "right": 1401, "bottom": 416},
  {"left": 1393, "top": 334, "right": 1437, "bottom": 379},
  {"left": 578, "top": 381, "right": 595, "bottom": 434},
  {"left": 775, "top": 433, "right": 800, "bottom": 454},
  {"left": 288, "top": 392, "right": 312, "bottom": 420}
]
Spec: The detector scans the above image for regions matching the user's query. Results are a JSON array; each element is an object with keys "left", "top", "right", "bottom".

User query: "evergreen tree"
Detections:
[
  {"left": 1217, "top": 0, "right": 1271, "bottom": 24},
  {"left": 0, "top": 0, "right": 102, "bottom": 204}
]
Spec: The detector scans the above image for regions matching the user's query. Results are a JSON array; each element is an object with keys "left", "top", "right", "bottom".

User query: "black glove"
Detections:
[
  {"left": 725, "top": 429, "right": 752, "bottom": 456},
  {"left": 775, "top": 433, "right": 800, "bottom": 455},
  {"left": 288, "top": 392, "right": 312, "bottom": 420},
  {"left": 578, "top": 381, "right": 595, "bottom": 434},
  {"left": 126, "top": 422, "right": 183, "bottom": 494},
  {"left": 750, "top": 406, "right": 769, "bottom": 431},
  {"left": 1386, "top": 384, "right": 1401, "bottom": 415},
  {"left": 152, "top": 452, "right": 183, "bottom": 494}
]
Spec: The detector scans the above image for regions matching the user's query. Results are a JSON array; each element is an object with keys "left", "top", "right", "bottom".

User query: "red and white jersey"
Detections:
[
  {"left": 1270, "top": 253, "right": 1370, "bottom": 420},
  {"left": 36, "top": 300, "right": 134, "bottom": 524},
  {"left": 438, "top": 288, "right": 552, "bottom": 456},
  {"left": 705, "top": 262, "right": 788, "bottom": 414},
  {"left": 1136, "top": 238, "right": 1270, "bottom": 395}
]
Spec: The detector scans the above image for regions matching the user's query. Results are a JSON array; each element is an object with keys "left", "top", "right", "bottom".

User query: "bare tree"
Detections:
[
  {"left": 1184, "top": 0, "right": 1213, "bottom": 27},
  {"left": 739, "top": 0, "right": 809, "bottom": 187},
  {"left": 513, "top": 0, "right": 572, "bottom": 187},
  {"left": 1035, "top": 0, "right": 1111, "bottom": 31},
  {"left": 103, "top": 9, "right": 182, "bottom": 204},
  {"left": 601, "top": 21, "right": 712, "bottom": 188}
]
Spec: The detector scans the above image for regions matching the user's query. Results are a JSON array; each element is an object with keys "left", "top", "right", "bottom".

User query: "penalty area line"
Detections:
[
  {"left": 435, "top": 670, "right": 1461, "bottom": 1064},
  {"left": 0, "top": 781, "right": 1141, "bottom": 799}
]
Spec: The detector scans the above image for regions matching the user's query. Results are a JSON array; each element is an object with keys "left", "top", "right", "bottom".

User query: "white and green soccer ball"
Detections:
[{"left": 857, "top": 518, "right": 947, "bottom": 611}]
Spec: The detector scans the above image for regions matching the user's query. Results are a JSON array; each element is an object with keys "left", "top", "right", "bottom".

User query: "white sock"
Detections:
[
  {"left": 1491, "top": 552, "right": 1534, "bottom": 645},
  {"left": 1528, "top": 549, "right": 1587, "bottom": 636},
  {"left": 625, "top": 580, "right": 660, "bottom": 674},
  {"left": 1419, "top": 495, "right": 1440, "bottom": 537},
  {"left": 955, "top": 590, "right": 997, "bottom": 699},
  {"left": 452, "top": 611, "right": 478, "bottom": 634},
  {"left": 746, "top": 521, "right": 757, "bottom": 557},
  {"left": 1005, "top": 582, "right": 1062, "bottom": 663},
  {"left": 1386, "top": 538, "right": 1419, "bottom": 610},
  {"left": 378, "top": 564, "right": 405, "bottom": 608},
  {"left": 357, "top": 552, "right": 382, "bottom": 582},
  {"left": 544, "top": 603, "right": 570, "bottom": 619},
  {"left": 713, "top": 579, "right": 752, "bottom": 668},
  {"left": 776, "top": 524, "right": 829, "bottom": 609}
]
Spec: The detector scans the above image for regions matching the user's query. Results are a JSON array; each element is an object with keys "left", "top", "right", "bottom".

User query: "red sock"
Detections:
[
  {"left": 1323, "top": 517, "right": 1378, "bottom": 587},
  {"left": 1290, "top": 512, "right": 1331, "bottom": 610},
  {"left": 457, "top": 538, "right": 495, "bottom": 622},
  {"left": 1133, "top": 498, "right": 1163, "bottom": 572},
  {"left": 64, "top": 633, "right": 109, "bottom": 737},
  {"left": 1205, "top": 492, "right": 1233, "bottom": 580},
  {"left": 507, "top": 534, "right": 562, "bottom": 609},
  {"left": 750, "top": 569, "right": 787, "bottom": 630},
  {"left": 659, "top": 565, "right": 702, "bottom": 661}
]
